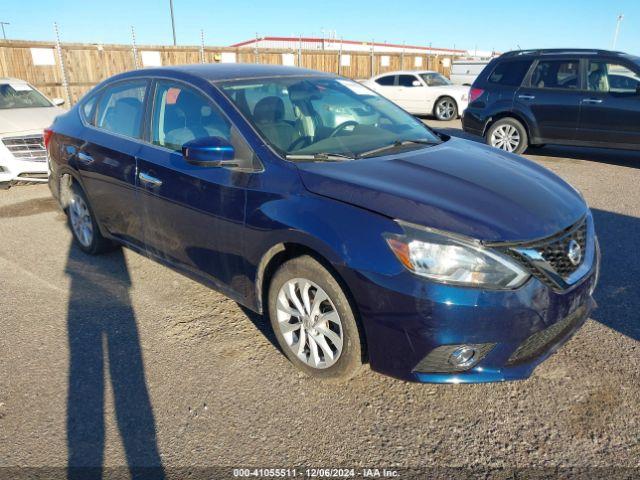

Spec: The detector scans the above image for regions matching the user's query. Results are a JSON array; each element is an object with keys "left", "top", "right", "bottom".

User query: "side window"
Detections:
[
  {"left": 150, "top": 81, "right": 258, "bottom": 170},
  {"left": 530, "top": 60, "right": 579, "bottom": 90},
  {"left": 588, "top": 61, "right": 640, "bottom": 93},
  {"left": 81, "top": 94, "right": 98, "bottom": 125},
  {"left": 375, "top": 75, "right": 396, "bottom": 86},
  {"left": 95, "top": 81, "right": 147, "bottom": 138},
  {"left": 397, "top": 75, "right": 420, "bottom": 87},
  {"left": 151, "top": 81, "right": 231, "bottom": 151},
  {"left": 488, "top": 60, "right": 532, "bottom": 87}
]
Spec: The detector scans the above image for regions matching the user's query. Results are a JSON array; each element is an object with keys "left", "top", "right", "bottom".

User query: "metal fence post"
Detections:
[
  {"left": 370, "top": 39, "right": 374, "bottom": 77},
  {"left": 401, "top": 42, "right": 405, "bottom": 70},
  {"left": 200, "top": 29, "right": 205, "bottom": 63},
  {"left": 297, "top": 34, "right": 302, "bottom": 67},
  {"left": 131, "top": 26, "right": 139, "bottom": 69},
  {"left": 337, "top": 38, "right": 343, "bottom": 76},
  {"left": 53, "top": 22, "right": 71, "bottom": 106},
  {"left": 254, "top": 33, "right": 259, "bottom": 64}
]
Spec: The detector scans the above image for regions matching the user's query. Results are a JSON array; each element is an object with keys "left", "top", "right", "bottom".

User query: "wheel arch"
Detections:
[
  {"left": 483, "top": 111, "right": 534, "bottom": 142},
  {"left": 255, "top": 241, "right": 368, "bottom": 361}
]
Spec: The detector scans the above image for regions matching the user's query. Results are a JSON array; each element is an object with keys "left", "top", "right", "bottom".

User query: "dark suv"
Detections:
[{"left": 463, "top": 49, "right": 640, "bottom": 153}]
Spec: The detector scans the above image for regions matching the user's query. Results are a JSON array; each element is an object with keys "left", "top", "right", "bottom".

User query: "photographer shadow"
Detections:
[{"left": 65, "top": 244, "right": 164, "bottom": 480}]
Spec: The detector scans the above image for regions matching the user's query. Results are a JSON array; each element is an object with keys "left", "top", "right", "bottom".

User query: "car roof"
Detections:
[
  {"left": 118, "top": 63, "right": 334, "bottom": 82},
  {"left": 500, "top": 48, "right": 628, "bottom": 59},
  {"left": 0, "top": 77, "right": 29, "bottom": 83},
  {"left": 375, "top": 70, "right": 437, "bottom": 77}
]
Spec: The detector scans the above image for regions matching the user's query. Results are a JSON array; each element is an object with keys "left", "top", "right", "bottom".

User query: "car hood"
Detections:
[
  {"left": 295, "top": 137, "right": 587, "bottom": 242},
  {"left": 0, "top": 106, "right": 64, "bottom": 136}
]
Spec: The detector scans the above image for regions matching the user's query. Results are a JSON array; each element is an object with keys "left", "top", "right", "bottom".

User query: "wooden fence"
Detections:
[{"left": 0, "top": 39, "right": 456, "bottom": 105}]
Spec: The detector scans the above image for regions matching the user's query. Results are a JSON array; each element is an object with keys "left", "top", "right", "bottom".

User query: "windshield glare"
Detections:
[
  {"left": 0, "top": 83, "right": 52, "bottom": 109},
  {"left": 420, "top": 73, "right": 452, "bottom": 87},
  {"left": 219, "top": 76, "right": 440, "bottom": 159}
]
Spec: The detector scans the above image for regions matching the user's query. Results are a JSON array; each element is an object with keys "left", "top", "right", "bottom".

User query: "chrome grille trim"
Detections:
[
  {"left": 497, "top": 215, "right": 595, "bottom": 292},
  {"left": 2, "top": 135, "right": 47, "bottom": 162}
]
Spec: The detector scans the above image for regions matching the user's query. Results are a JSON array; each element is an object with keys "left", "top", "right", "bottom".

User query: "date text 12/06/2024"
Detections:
[{"left": 232, "top": 468, "right": 400, "bottom": 478}]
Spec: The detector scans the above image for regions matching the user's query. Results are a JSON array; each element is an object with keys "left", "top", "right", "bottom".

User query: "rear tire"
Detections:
[
  {"left": 268, "top": 255, "right": 363, "bottom": 381},
  {"left": 434, "top": 96, "right": 458, "bottom": 121},
  {"left": 486, "top": 117, "right": 528, "bottom": 154},
  {"left": 67, "top": 183, "right": 117, "bottom": 255}
]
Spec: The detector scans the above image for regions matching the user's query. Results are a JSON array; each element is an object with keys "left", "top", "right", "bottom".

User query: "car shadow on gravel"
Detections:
[
  {"left": 591, "top": 209, "right": 640, "bottom": 342},
  {"left": 65, "top": 244, "right": 164, "bottom": 480}
]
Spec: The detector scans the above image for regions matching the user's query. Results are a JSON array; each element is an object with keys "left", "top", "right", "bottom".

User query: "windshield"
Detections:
[
  {"left": 218, "top": 76, "right": 440, "bottom": 159},
  {"left": 0, "top": 82, "right": 52, "bottom": 109},
  {"left": 419, "top": 73, "right": 452, "bottom": 87}
]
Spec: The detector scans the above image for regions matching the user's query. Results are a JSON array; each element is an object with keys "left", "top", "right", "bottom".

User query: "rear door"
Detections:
[
  {"left": 77, "top": 79, "right": 148, "bottom": 244},
  {"left": 136, "top": 79, "right": 259, "bottom": 291},
  {"left": 575, "top": 58, "right": 640, "bottom": 148},
  {"left": 514, "top": 58, "right": 583, "bottom": 142}
]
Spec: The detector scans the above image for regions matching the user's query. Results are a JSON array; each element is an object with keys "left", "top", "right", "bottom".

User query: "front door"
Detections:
[
  {"left": 576, "top": 59, "right": 640, "bottom": 148},
  {"left": 394, "top": 74, "right": 427, "bottom": 114},
  {"left": 136, "top": 79, "right": 258, "bottom": 294},
  {"left": 77, "top": 79, "right": 149, "bottom": 244},
  {"left": 515, "top": 58, "right": 583, "bottom": 142}
]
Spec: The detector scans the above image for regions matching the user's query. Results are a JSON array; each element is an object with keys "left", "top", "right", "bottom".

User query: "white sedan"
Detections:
[
  {"left": 362, "top": 71, "right": 469, "bottom": 120},
  {"left": 0, "top": 78, "right": 65, "bottom": 188}
]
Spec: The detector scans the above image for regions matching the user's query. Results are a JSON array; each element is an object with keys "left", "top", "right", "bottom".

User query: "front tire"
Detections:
[
  {"left": 268, "top": 255, "right": 363, "bottom": 381},
  {"left": 67, "top": 183, "right": 117, "bottom": 255},
  {"left": 434, "top": 96, "right": 458, "bottom": 121},
  {"left": 486, "top": 117, "right": 528, "bottom": 154}
]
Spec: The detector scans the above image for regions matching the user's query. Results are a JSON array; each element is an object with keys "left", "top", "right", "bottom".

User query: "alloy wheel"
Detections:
[
  {"left": 436, "top": 99, "right": 456, "bottom": 120},
  {"left": 276, "top": 278, "right": 344, "bottom": 369},
  {"left": 69, "top": 193, "right": 94, "bottom": 247},
  {"left": 490, "top": 124, "right": 521, "bottom": 152}
]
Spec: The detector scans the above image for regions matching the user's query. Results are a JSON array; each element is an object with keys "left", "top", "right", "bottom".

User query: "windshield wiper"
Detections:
[
  {"left": 285, "top": 152, "right": 355, "bottom": 162},
  {"left": 357, "top": 139, "right": 440, "bottom": 159}
]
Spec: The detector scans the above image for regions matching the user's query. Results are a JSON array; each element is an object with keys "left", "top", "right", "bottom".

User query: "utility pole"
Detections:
[
  {"left": 612, "top": 14, "right": 624, "bottom": 50},
  {"left": 0, "top": 22, "right": 9, "bottom": 40},
  {"left": 169, "top": 0, "right": 177, "bottom": 46}
]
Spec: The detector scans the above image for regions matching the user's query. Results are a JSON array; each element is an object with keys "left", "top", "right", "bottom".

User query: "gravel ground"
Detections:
[{"left": 0, "top": 120, "right": 639, "bottom": 479}]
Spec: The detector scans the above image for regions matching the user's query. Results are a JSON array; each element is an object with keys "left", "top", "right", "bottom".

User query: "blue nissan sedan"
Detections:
[{"left": 46, "top": 64, "right": 600, "bottom": 383}]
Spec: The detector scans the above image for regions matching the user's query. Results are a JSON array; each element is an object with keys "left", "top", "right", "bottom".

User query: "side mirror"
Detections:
[
  {"left": 182, "top": 136, "right": 235, "bottom": 167},
  {"left": 412, "top": 80, "right": 422, "bottom": 87},
  {"left": 52, "top": 98, "right": 65, "bottom": 106}
]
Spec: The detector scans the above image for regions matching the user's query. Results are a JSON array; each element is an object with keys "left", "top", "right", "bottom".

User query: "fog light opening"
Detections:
[{"left": 448, "top": 346, "right": 477, "bottom": 368}]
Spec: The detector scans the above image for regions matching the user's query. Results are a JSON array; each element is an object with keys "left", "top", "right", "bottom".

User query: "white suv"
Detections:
[
  {"left": 0, "top": 78, "right": 65, "bottom": 188},
  {"left": 363, "top": 70, "right": 469, "bottom": 120}
]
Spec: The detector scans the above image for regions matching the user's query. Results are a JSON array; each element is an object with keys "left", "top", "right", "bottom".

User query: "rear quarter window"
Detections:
[{"left": 488, "top": 60, "right": 532, "bottom": 87}]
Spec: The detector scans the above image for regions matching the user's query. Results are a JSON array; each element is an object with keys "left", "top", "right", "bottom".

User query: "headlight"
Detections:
[{"left": 384, "top": 221, "right": 530, "bottom": 289}]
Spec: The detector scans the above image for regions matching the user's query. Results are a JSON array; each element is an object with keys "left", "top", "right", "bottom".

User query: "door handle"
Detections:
[
  {"left": 77, "top": 152, "right": 94, "bottom": 163},
  {"left": 138, "top": 171, "right": 163, "bottom": 187},
  {"left": 518, "top": 94, "right": 536, "bottom": 100},
  {"left": 582, "top": 98, "right": 603, "bottom": 104}
]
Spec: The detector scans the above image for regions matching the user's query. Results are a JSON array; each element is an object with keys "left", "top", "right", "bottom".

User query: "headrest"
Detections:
[{"left": 253, "top": 96, "right": 285, "bottom": 124}]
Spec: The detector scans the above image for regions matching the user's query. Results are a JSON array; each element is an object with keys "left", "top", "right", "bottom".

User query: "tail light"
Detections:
[
  {"left": 469, "top": 88, "right": 485, "bottom": 103},
  {"left": 43, "top": 128, "right": 53, "bottom": 149}
]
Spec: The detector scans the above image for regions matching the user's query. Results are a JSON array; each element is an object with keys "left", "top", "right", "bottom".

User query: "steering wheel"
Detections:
[
  {"left": 328, "top": 120, "right": 359, "bottom": 138},
  {"left": 288, "top": 135, "right": 313, "bottom": 151}
]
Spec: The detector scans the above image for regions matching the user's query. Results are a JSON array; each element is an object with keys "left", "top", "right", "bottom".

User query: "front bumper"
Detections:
[
  {"left": 0, "top": 134, "right": 49, "bottom": 185},
  {"left": 346, "top": 248, "right": 599, "bottom": 384}
]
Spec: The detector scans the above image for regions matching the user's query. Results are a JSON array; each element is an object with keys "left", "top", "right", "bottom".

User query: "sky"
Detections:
[{"left": 1, "top": 0, "right": 638, "bottom": 55}]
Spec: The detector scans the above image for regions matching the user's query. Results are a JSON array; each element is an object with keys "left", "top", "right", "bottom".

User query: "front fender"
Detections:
[{"left": 244, "top": 192, "right": 405, "bottom": 311}]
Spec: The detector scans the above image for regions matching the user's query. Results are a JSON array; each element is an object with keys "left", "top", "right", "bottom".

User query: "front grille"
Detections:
[
  {"left": 502, "top": 218, "right": 588, "bottom": 289},
  {"left": 507, "top": 304, "right": 586, "bottom": 365},
  {"left": 2, "top": 135, "right": 47, "bottom": 162}
]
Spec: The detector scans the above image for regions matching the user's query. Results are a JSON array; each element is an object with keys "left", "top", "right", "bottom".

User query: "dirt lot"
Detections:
[{"left": 1, "top": 120, "right": 639, "bottom": 478}]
